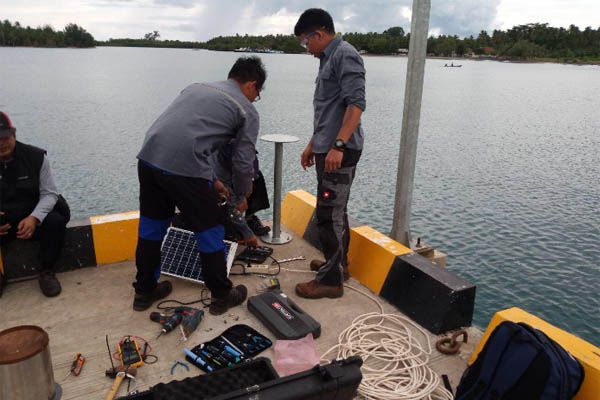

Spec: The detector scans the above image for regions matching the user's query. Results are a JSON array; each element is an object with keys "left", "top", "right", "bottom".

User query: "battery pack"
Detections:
[{"left": 247, "top": 291, "right": 321, "bottom": 340}]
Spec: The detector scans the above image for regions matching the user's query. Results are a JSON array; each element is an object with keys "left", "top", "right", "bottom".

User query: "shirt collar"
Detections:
[{"left": 320, "top": 35, "right": 342, "bottom": 59}]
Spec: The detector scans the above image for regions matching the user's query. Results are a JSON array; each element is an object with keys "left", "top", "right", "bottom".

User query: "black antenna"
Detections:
[{"left": 106, "top": 335, "right": 115, "bottom": 370}]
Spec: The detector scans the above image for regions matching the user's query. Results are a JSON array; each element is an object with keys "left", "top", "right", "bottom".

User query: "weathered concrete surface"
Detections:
[{"left": 0, "top": 224, "right": 481, "bottom": 399}]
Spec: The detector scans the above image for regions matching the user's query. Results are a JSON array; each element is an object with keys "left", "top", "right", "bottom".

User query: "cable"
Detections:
[
  {"left": 321, "top": 284, "right": 454, "bottom": 400},
  {"left": 156, "top": 290, "right": 212, "bottom": 310},
  {"left": 142, "top": 354, "right": 158, "bottom": 364}
]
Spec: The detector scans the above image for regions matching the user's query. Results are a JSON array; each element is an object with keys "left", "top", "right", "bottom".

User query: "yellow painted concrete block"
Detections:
[
  {"left": 347, "top": 226, "right": 413, "bottom": 294},
  {"left": 471, "top": 307, "right": 600, "bottom": 400},
  {"left": 90, "top": 211, "right": 140, "bottom": 264},
  {"left": 281, "top": 190, "right": 317, "bottom": 237}
]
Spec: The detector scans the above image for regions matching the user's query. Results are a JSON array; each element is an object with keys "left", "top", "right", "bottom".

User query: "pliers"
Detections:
[{"left": 170, "top": 361, "right": 190, "bottom": 374}]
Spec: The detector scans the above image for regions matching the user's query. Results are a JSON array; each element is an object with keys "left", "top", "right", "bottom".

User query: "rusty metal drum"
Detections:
[{"left": 0, "top": 325, "right": 61, "bottom": 400}]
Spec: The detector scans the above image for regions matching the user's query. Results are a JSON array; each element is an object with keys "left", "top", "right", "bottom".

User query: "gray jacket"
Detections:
[
  {"left": 313, "top": 35, "right": 366, "bottom": 153},
  {"left": 138, "top": 79, "right": 259, "bottom": 204}
]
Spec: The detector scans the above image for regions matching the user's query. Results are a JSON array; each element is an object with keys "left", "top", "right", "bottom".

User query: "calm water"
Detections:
[{"left": 1, "top": 47, "right": 598, "bottom": 345}]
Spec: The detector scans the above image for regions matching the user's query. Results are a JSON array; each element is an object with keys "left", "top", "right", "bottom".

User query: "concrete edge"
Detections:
[
  {"left": 1, "top": 210, "right": 140, "bottom": 280},
  {"left": 281, "top": 190, "right": 476, "bottom": 334}
]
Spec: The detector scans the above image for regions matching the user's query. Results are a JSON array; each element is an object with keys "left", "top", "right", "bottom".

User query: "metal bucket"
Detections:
[{"left": 0, "top": 325, "right": 62, "bottom": 400}]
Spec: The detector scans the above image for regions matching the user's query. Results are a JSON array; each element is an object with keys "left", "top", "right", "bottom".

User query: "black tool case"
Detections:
[
  {"left": 247, "top": 291, "right": 321, "bottom": 339},
  {"left": 120, "top": 356, "right": 363, "bottom": 400}
]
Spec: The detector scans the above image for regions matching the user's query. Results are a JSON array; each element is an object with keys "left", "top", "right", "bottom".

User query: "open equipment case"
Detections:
[{"left": 121, "top": 356, "right": 363, "bottom": 400}]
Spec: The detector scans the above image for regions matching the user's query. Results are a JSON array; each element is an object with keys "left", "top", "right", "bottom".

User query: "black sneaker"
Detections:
[
  {"left": 246, "top": 215, "right": 270, "bottom": 236},
  {"left": 39, "top": 270, "right": 62, "bottom": 297},
  {"left": 133, "top": 281, "right": 173, "bottom": 311},
  {"left": 209, "top": 285, "right": 248, "bottom": 315}
]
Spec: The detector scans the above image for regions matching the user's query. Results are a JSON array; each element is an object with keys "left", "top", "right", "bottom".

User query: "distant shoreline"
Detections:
[
  {"left": 363, "top": 53, "right": 600, "bottom": 66},
  {"left": 2, "top": 45, "right": 599, "bottom": 65}
]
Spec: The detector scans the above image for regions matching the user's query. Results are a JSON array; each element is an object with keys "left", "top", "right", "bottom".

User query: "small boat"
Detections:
[{"left": 444, "top": 62, "right": 462, "bottom": 67}]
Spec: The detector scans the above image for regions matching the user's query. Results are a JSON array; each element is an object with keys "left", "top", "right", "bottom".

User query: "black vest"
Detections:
[{"left": 0, "top": 141, "right": 46, "bottom": 225}]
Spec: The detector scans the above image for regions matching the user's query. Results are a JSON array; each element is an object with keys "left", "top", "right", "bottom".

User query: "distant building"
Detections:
[{"left": 481, "top": 47, "right": 495, "bottom": 55}]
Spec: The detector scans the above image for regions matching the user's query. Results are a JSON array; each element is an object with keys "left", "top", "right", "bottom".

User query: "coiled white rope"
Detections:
[{"left": 321, "top": 284, "right": 454, "bottom": 400}]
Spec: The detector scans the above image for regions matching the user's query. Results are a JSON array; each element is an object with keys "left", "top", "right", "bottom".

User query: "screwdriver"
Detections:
[{"left": 64, "top": 353, "right": 85, "bottom": 379}]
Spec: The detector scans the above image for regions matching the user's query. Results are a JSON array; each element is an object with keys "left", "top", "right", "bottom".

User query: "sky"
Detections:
[{"left": 2, "top": 0, "right": 599, "bottom": 42}]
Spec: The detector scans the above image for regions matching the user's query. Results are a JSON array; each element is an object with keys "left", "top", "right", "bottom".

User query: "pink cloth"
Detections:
[{"left": 273, "top": 333, "right": 320, "bottom": 376}]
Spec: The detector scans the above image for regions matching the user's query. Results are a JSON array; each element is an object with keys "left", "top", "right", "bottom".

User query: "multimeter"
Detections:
[{"left": 118, "top": 337, "right": 144, "bottom": 367}]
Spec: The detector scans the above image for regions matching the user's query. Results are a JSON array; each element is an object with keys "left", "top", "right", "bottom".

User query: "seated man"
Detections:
[{"left": 0, "top": 111, "right": 70, "bottom": 297}]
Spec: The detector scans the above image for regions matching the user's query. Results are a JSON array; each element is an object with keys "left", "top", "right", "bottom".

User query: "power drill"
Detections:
[
  {"left": 178, "top": 307, "right": 204, "bottom": 341},
  {"left": 150, "top": 311, "right": 184, "bottom": 338},
  {"left": 150, "top": 307, "right": 204, "bottom": 339}
]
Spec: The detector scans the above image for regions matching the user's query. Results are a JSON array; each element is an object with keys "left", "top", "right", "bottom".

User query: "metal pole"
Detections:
[
  {"left": 390, "top": 0, "right": 431, "bottom": 247},
  {"left": 272, "top": 142, "right": 283, "bottom": 239},
  {"left": 259, "top": 133, "right": 297, "bottom": 245}
]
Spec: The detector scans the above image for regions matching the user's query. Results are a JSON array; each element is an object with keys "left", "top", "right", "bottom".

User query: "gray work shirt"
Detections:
[
  {"left": 138, "top": 79, "right": 259, "bottom": 204},
  {"left": 312, "top": 35, "right": 366, "bottom": 153}
]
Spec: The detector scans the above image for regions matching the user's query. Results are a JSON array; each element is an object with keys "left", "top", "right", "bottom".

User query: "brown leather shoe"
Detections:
[
  {"left": 295, "top": 279, "right": 343, "bottom": 299},
  {"left": 39, "top": 270, "right": 61, "bottom": 297},
  {"left": 310, "top": 259, "right": 350, "bottom": 281}
]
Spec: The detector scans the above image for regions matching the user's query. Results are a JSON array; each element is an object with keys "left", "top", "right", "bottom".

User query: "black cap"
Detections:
[{"left": 0, "top": 111, "right": 16, "bottom": 137}]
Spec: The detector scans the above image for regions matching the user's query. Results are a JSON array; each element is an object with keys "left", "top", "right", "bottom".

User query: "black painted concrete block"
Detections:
[
  {"left": 60, "top": 220, "right": 96, "bottom": 272},
  {"left": 2, "top": 240, "right": 40, "bottom": 279},
  {"left": 1, "top": 219, "right": 97, "bottom": 279},
  {"left": 380, "top": 252, "right": 476, "bottom": 334}
]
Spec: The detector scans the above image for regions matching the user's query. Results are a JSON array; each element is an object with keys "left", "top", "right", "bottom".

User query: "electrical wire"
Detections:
[
  {"left": 156, "top": 289, "right": 212, "bottom": 310},
  {"left": 321, "top": 284, "right": 454, "bottom": 400}
]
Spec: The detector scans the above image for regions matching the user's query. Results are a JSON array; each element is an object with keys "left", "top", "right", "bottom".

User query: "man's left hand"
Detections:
[
  {"left": 17, "top": 216, "right": 39, "bottom": 239},
  {"left": 325, "top": 149, "right": 343, "bottom": 172}
]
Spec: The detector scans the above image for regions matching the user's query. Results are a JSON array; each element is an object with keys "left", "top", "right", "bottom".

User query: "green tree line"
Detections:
[
  {"left": 2, "top": 18, "right": 598, "bottom": 62},
  {"left": 182, "top": 23, "right": 600, "bottom": 61},
  {"left": 99, "top": 38, "right": 201, "bottom": 49},
  {"left": 427, "top": 23, "right": 600, "bottom": 61},
  {"left": 0, "top": 20, "right": 94, "bottom": 48}
]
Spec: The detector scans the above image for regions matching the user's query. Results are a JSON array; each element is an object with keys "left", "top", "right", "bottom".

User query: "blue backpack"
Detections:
[{"left": 455, "top": 321, "right": 584, "bottom": 400}]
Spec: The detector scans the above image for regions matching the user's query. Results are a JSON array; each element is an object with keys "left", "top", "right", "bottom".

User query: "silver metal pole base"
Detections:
[
  {"left": 51, "top": 383, "right": 62, "bottom": 400},
  {"left": 260, "top": 231, "right": 292, "bottom": 245}
]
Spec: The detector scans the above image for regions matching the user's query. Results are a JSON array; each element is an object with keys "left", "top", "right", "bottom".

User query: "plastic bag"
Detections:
[{"left": 273, "top": 333, "right": 319, "bottom": 376}]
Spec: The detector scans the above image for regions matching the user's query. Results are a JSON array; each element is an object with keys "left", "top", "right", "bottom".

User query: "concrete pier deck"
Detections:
[{"left": 0, "top": 224, "right": 481, "bottom": 399}]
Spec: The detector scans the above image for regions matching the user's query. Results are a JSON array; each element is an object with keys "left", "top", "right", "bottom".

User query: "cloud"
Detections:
[
  {"left": 3, "top": 0, "right": 597, "bottom": 42},
  {"left": 430, "top": 0, "right": 502, "bottom": 37},
  {"left": 153, "top": 0, "right": 197, "bottom": 8}
]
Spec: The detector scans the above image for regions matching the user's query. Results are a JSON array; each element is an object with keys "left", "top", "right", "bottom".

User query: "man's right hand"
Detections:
[
  {"left": 236, "top": 198, "right": 248, "bottom": 213},
  {"left": 240, "top": 235, "right": 258, "bottom": 247},
  {"left": 214, "top": 180, "right": 230, "bottom": 198},
  {"left": 0, "top": 212, "right": 10, "bottom": 236},
  {"left": 301, "top": 143, "right": 315, "bottom": 170}
]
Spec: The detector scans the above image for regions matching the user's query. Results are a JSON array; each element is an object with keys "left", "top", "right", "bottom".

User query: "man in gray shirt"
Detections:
[
  {"left": 134, "top": 57, "right": 266, "bottom": 315},
  {"left": 0, "top": 111, "right": 70, "bottom": 297},
  {"left": 294, "top": 9, "right": 366, "bottom": 299}
]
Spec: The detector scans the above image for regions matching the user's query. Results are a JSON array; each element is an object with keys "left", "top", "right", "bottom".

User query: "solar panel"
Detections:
[{"left": 160, "top": 227, "right": 238, "bottom": 284}]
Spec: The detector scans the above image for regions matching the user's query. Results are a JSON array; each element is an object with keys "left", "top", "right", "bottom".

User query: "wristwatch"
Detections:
[{"left": 333, "top": 139, "right": 346, "bottom": 152}]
